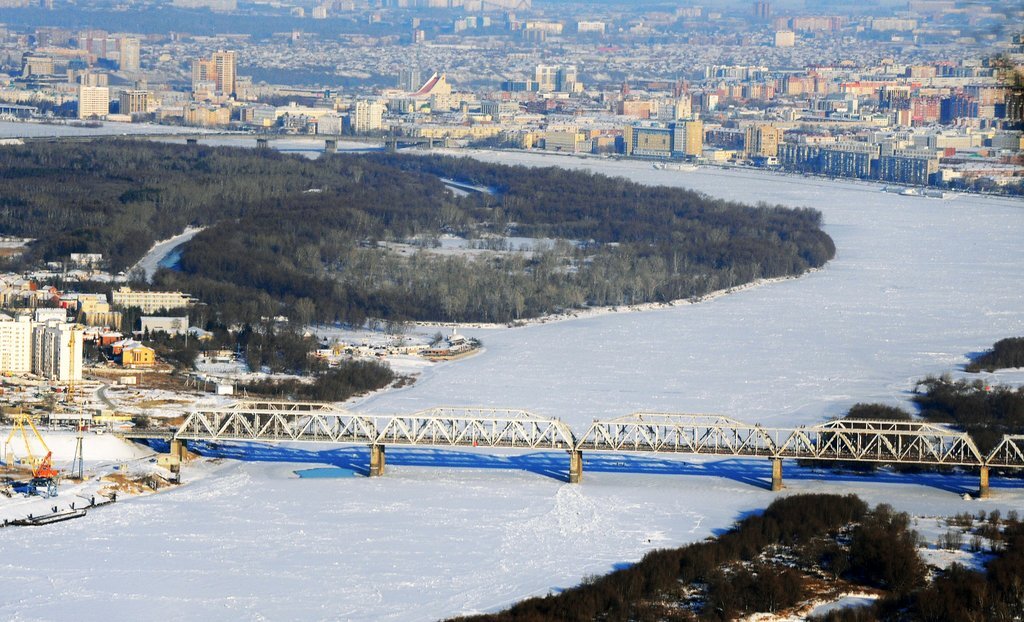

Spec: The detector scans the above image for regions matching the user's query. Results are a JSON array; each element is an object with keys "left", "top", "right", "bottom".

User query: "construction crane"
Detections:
[
  {"left": 66, "top": 325, "right": 85, "bottom": 480},
  {"left": 3, "top": 411, "right": 59, "bottom": 496}
]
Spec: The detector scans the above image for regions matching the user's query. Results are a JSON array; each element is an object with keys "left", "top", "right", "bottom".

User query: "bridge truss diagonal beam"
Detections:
[
  {"left": 986, "top": 436, "right": 1024, "bottom": 467},
  {"left": 575, "top": 413, "right": 783, "bottom": 457}
]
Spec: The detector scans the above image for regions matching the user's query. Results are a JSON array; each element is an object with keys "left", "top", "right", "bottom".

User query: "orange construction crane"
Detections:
[
  {"left": 4, "top": 412, "right": 57, "bottom": 478},
  {"left": 33, "top": 451, "right": 58, "bottom": 480}
]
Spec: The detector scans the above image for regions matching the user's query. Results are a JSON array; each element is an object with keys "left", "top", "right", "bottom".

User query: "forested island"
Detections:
[
  {"left": 967, "top": 337, "right": 1024, "bottom": 373},
  {"left": 0, "top": 140, "right": 835, "bottom": 325}
]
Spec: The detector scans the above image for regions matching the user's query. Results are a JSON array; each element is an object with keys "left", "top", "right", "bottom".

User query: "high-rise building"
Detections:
[
  {"left": 398, "top": 67, "right": 422, "bottom": 92},
  {"left": 940, "top": 93, "right": 976, "bottom": 124},
  {"left": 0, "top": 314, "right": 84, "bottom": 383},
  {"left": 351, "top": 100, "right": 386, "bottom": 133},
  {"left": 78, "top": 84, "right": 110, "bottom": 119},
  {"left": 213, "top": 50, "right": 237, "bottom": 97},
  {"left": 119, "top": 89, "right": 153, "bottom": 115},
  {"left": 192, "top": 50, "right": 236, "bottom": 98},
  {"left": 32, "top": 321, "right": 83, "bottom": 383},
  {"left": 556, "top": 66, "right": 579, "bottom": 93},
  {"left": 744, "top": 124, "right": 783, "bottom": 157},
  {"left": 753, "top": 0, "right": 770, "bottom": 19},
  {"left": 0, "top": 314, "right": 33, "bottom": 374},
  {"left": 535, "top": 65, "right": 558, "bottom": 92},
  {"left": 671, "top": 120, "right": 704, "bottom": 157},
  {"left": 119, "top": 36, "right": 140, "bottom": 72}
]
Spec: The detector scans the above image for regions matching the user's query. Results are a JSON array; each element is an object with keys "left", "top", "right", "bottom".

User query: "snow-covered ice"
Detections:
[
  {"left": 2, "top": 152, "right": 1023, "bottom": 621},
  {"left": 127, "top": 226, "right": 205, "bottom": 282}
]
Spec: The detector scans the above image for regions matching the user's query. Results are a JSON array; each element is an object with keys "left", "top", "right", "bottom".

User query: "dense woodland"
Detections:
[
  {"left": 451, "top": 494, "right": 1024, "bottom": 622},
  {"left": 967, "top": 337, "right": 1024, "bottom": 373},
  {"left": 914, "top": 374, "right": 1024, "bottom": 454},
  {"left": 0, "top": 141, "right": 834, "bottom": 325},
  {"left": 238, "top": 359, "right": 395, "bottom": 402}
]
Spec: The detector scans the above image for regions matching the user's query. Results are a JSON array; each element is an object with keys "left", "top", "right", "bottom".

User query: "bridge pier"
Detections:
[
  {"left": 369, "top": 444, "right": 386, "bottom": 477},
  {"left": 324, "top": 138, "right": 337, "bottom": 154},
  {"left": 568, "top": 449, "right": 583, "bottom": 484},
  {"left": 168, "top": 438, "right": 186, "bottom": 484},
  {"left": 979, "top": 466, "right": 990, "bottom": 499},
  {"left": 771, "top": 458, "right": 783, "bottom": 492}
]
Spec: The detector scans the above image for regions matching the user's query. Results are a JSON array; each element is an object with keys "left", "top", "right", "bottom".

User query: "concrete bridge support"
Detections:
[
  {"left": 168, "top": 438, "right": 186, "bottom": 483},
  {"left": 568, "top": 449, "right": 583, "bottom": 484},
  {"left": 369, "top": 444, "right": 386, "bottom": 477},
  {"left": 170, "top": 438, "right": 186, "bottom": 460},
  {"left": 979, "top": 466, "right": 990, "bottom": 499},
  {"left": 771, "top": 458, "right": 784, "bottom": 492}
]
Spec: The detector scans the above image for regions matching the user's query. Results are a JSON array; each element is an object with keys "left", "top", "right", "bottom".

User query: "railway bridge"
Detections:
[{"left": 124, "top": 401, "right": 1024, "bottom": 498}]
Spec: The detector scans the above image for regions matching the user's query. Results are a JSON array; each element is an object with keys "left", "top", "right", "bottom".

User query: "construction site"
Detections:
[{"left": 0, "top": 380, "right": 185, "bottom": 527}]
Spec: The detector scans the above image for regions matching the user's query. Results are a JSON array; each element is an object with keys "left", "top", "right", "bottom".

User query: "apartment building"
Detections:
[
  {"left": 0, "top": 313, "right": 33, "bottom": 374},
  {"left": 111, "top": 287, "right": 192, "bottom": 314}
]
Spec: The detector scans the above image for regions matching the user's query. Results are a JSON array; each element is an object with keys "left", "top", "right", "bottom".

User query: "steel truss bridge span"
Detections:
[
  {"left": 578, "top": 414, "right": 987, "bottom": 467},
  {"left": 133, "top": 403, "right": 1024, "bottom": 497}
]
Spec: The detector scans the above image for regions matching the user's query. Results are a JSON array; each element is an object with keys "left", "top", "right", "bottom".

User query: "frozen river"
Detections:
[{"left": 2, "top": 145, "right": 1024, "bottom": 621}]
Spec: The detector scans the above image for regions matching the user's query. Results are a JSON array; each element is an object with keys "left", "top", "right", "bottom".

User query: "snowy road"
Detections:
[{"left": 3, "top": 153, "right": 1024, "bottom": 621}]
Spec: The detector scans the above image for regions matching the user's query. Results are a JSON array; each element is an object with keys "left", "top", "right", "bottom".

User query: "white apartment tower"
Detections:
[
  {"left": 0, "top": 314, "right": 33, "bottom": 374},
  {"left": 351, "top": 101, "right": 386, "bottom": 133},
  {"left": 32, "top": 321, "right": 84, "bottom": 384},
  {"left": 78, "top": 84, "right": 110, "bottom": 119}
]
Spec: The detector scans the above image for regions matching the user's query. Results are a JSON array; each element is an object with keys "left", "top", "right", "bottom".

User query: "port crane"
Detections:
[{"left": 3, "top": 411, "right": 59, "bottom": 497}]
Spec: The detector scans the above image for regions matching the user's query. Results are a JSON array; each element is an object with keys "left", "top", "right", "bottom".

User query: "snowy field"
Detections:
[{"left": 2, "top": 147, "right": 1024, "bottom": 621}]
